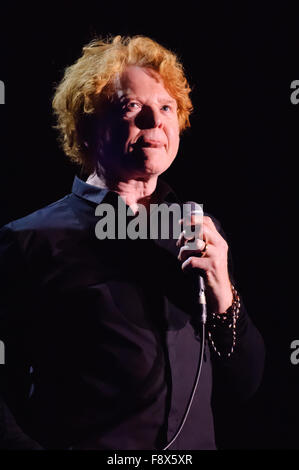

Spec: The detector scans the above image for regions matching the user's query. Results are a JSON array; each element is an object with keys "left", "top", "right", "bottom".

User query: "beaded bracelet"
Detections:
[{"left": 208, "top": 285, "right": 241, "bottom": 358}]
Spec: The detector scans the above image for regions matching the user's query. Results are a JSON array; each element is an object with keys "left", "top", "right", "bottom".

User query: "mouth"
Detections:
[{"left": 132, "top": 138, "right": 165, "bottom": 150}]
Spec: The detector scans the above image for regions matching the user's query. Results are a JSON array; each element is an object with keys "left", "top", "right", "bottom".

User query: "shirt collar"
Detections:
[
  {"left": 71, "top": 175, "right": 179, "bottom": 205},
  {"left": 72, "top": 176, "right": 109, "bottom": 204}
]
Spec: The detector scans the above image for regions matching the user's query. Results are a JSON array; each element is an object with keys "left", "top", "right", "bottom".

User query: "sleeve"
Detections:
[
  {"left": 208, "top": 216, "right": 266, "bottom": 403},
  {"left": 0, "top": 225, "right": 43, "bottom": 449}
]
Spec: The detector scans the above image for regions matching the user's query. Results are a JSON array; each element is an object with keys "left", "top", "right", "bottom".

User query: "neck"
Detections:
[{"left": 86, "top": 171, "right": 159, "bottom": 213}]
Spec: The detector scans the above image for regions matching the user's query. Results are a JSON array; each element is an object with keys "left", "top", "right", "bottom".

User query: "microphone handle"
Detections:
[{"left": 198, "top": 275, "right": 207, "bottom": 324}]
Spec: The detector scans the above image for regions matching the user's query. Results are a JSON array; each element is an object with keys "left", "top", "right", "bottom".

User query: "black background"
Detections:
[{"left": 0, "top": 1, "right": 298, "bottom": 449}]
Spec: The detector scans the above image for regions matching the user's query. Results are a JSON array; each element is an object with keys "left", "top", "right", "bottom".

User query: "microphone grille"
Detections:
[{"left": 184, "top": 201, "right": 203, "bottom": 216}]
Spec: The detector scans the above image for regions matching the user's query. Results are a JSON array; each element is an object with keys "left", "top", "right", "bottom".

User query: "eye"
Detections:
[
  {"left": 161, "top": 104, "right": 172, "bottom": 112},
  {"left": 127, "top": 101, "right": 141, "bottom": 110}
]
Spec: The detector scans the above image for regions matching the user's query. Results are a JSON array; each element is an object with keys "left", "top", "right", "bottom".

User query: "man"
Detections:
[{"left": 0, "top": 35, "right": 265, "bottom": 450}]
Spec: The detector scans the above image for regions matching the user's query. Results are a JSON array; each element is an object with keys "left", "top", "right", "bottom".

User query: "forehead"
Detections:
[{"left": 115, "top": 65, "right": 176, "bottom": 103}]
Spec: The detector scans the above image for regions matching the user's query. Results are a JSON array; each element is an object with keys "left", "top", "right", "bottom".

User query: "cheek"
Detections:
[
  {"left": 103, "top": 118, "right": 134, "bottom": 148},
  {"left": 122, "top": 119, "right": 139, "bottom": 150},
  {"left": 167, "top": 125, "right": 180, "bottom": 156}
]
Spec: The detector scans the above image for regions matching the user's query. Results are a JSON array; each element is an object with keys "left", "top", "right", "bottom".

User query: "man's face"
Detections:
[{"left": 92, "top": 65, "right": 180, "bottom": 180}]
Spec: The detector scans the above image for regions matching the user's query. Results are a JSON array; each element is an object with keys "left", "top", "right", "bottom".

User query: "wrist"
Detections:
[
  {"left": 207, "top": 281, "right": 233, "bottom": 314},
  {"left": 207, "top": 285, "right": 241, "bottom": 358}
]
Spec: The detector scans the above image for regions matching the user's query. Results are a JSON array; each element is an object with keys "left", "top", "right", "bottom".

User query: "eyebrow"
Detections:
[
  {"left": 157, "top": 96, "right": 177, "bottom": 105},
  {"left": 119, "top": 94, "right": 177, "bottom": 106}
]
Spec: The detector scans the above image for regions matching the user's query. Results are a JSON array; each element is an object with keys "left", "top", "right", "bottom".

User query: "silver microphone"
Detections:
[{"left": 184, "top": 201, "right": 207, "bottom": 324}]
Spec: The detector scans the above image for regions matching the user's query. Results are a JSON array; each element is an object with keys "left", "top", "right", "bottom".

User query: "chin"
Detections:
[
  {"left": 143, "top": 154, "right": 173, "bottom": 173},
  {"left": 140, "top": 160, "right": 170, "bottom": 177},
  {"left": 125, "top": 150, "right": 174, "bottom": 177}
]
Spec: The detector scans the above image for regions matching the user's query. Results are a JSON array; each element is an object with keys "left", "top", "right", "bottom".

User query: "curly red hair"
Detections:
[{"left": 52, "top": 35, "right": 193, "bottom": 170}]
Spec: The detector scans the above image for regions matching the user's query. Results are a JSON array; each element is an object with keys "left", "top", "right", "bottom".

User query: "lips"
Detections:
[{"left": 132, "top": 137, "right": 165, "bottom": 149}]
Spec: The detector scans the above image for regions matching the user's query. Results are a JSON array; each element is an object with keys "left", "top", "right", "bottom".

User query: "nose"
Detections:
[{"left": 135, "top": 105, "right": 162, "bottom": 129}]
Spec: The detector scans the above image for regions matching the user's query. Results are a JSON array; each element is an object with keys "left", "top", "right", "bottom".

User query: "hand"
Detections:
[{"left": 177, "top": 215, "right": 233, "bottom": 313}]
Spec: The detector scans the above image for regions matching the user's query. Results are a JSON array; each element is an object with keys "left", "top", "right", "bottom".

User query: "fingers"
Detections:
[
  {"left": 178, "top": 215, "right": 231, "bottom": 309},
  {"left": 177, "top": 216, "right": 224, "bottom": 249},
  {"left": 181, "top": 255, "right": 210, "bottom": 272},
  {"left": 177, "top": 214, "right": 228, "bottom": 275},
  {"left": 179, "top": 241, "right": 218, "bottom": 263},
  {"left": 178, "top": 238, "right": 206, "bottom": 261},
  {"left": 201, "top": 215, "right": 217, "bottom": 231}
]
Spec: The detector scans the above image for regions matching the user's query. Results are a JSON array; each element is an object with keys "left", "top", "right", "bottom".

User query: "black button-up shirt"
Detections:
[{"left": 0, "top": 177, "right": 265, "bottom": 450}]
